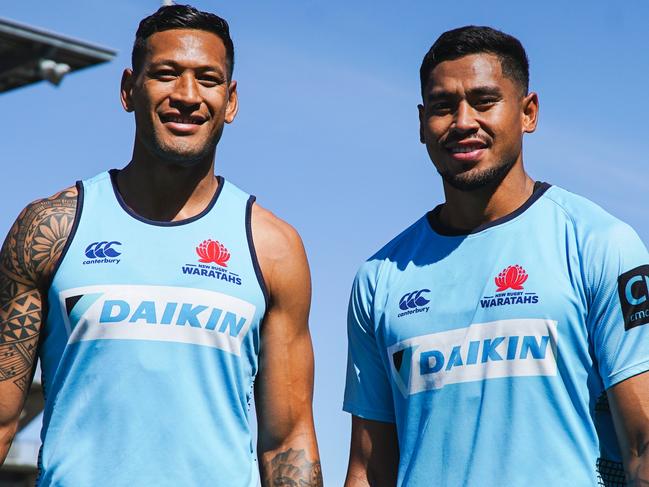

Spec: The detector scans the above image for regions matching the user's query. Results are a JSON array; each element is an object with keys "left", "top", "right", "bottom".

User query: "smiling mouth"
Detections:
[
  {"left": 159, "top": 113, "right": 207, "bottom": 135},
  {"left": 444, "top": 140, "right": 488, "bottom": 161},
  {"left": 160, "top": 114, "right": 205, "bottom": 125},
  {"left": 447, "top": 143, "right": 486, "bottom": 153}
]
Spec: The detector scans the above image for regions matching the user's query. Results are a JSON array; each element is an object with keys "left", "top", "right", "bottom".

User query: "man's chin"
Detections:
[
  {"left": 440, "top": 160, "right": 515, "bottom": 192},
  {"left": 152, "top": 141, "right": 214, "bottom": 166}
]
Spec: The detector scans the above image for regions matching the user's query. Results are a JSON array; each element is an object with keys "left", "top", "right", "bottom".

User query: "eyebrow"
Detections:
[
  {"left": 427, "top": 85, "right": 502, "bottom": 102},
  {"left": 149, "top": 59, "right": 225, "bottom": 75}
]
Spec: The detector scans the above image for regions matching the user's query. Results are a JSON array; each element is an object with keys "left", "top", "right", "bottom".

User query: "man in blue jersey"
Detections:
[
  {"left": 0, "top": 5, "right": 322, "bottom": 486},
  {"left": 343, "top": 26, "right": 649, "bottom": 486}
]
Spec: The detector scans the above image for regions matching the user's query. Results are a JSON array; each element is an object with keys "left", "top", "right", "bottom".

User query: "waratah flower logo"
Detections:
[
  {"left": 495, "top": 264, "right": 528, "bottom": 292},
  {"left": 196, "top": 239, "right": 230, "bottom": 267}
]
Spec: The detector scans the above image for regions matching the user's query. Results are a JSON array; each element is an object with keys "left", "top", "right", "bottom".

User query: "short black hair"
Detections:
[
  {"left": 420, "top": 26, "right": 529, "bottom": 98},
  {"left": 132, "top": 4, "right": 234, "bottom": 78}
]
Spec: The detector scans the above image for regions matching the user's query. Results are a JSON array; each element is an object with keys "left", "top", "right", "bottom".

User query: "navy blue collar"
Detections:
[
  {"left": 427, "top": 181, "right": 551, "bottom": 236},
  {"left": 108, "top": 169, "right": 224, "bottom": 227}
]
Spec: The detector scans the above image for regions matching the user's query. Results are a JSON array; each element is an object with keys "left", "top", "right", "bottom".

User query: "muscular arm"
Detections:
[
  {"left": 0, "top": 188, "right": 77, "bottom": 464},
  {"left": 345, "top": 416, "right": 398, "bottom": 487},
  {"left": 252, "top": 204, "right": 322, "bottom": 487},
  {"left": 608, "top": 372, "right": 649, "bottom": 486}
]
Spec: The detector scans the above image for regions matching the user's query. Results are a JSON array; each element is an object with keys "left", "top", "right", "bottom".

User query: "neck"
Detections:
[
  {"left": 439, "top": 162, "right": 535, "bottom": 232},
  {"left": 117, "top": 142, "right": 219, "bottom": 222}
]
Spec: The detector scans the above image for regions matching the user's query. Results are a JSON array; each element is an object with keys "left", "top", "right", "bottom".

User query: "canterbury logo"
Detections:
[
  {"left": 495, "top": 265, "right": 528, "bottom": 292},
  {"left": 85, "top": 241, "right": 122, "bottom": 259},
  {"left": 399, "top": 289, "right": 431, "bottom": 310},
  {"left": 196, "top": 239, "right": 230, "bottom": 267}
]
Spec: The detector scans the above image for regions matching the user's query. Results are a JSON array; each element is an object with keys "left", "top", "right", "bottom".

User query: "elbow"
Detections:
[{"left": 0, "top": 421, "right": 20, "bottom": 465}]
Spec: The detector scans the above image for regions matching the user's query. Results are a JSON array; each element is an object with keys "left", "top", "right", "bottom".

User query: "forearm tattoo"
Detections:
[
  {"left": 0, "top": 189, "right": 76, "bottom": 392},
  {"left": 262, "top": 448, "right": 323, "bottom": 487}
]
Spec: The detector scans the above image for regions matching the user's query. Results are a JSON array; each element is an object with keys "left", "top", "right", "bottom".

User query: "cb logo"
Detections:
[
  {"left": 85, "top": 241, "right": 122, "bottom": 259},
  {"left": 399, "top": 289, "right": 431, "bottom": 311}
]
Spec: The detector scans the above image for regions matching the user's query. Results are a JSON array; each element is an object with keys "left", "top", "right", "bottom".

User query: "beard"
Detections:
[
  {"left": 146, "top": 133, "right": 219, "bottom": 166},
  {"left": 438, "top": 156, "right": 516, "bottom": 191},
  {"left": 135, "top": 118, "right": 223, "bottom": 167}
]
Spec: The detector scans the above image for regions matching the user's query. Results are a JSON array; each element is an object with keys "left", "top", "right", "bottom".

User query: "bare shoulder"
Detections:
[
  {"left": 250, "top": 202, "right": 309, "bottom": 300},
  {"left": 251, "top": 203, "right": 305, "bottom": 258},
  {"left": 1, "top": 186, "right": 78, "bottom": 288}
]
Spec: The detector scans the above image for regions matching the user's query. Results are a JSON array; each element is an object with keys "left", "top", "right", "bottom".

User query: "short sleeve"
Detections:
[
  {"left": 343, "top": 266, "right": 395, "bottom": 422},
  {"left": 586, "top": 221, "right": 649, "bottom": 389}
]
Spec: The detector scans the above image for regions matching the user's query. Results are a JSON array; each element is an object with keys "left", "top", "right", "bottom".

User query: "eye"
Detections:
[
  {"left": 153, "top": 70, "right": 177, "bottom": 81},
  {"left": 429, "top": 102, "right": 453, "bottom": 115},
  {"left": 198, "top": 76, "right": 221, "bottom": 87},
  {"left": 474, "top": 97, "right": 498, "bottom": 110}
]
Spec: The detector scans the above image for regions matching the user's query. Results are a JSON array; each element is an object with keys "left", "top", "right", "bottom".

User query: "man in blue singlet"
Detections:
[
  {"left": 343, "top": 26, "right": 649, "bottom": 486},
  {"left": 0, "top": 5, "right": 322, "bottom": 486}
]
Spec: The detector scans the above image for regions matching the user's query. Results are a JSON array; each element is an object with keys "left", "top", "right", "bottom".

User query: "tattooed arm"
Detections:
[
  {"left": 251, "top": 204, "right": 323, "bottom": 487},
  {"left": 0, "top": 188, "right": 77, "bottom": 464}
]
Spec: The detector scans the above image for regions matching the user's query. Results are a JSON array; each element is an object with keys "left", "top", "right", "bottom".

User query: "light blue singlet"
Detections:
[{"left": 38, "top": 170, "right": 267, "bottom": 486}]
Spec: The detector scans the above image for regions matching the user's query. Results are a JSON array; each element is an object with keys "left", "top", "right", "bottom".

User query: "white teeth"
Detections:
[
  {"left": 449, "top": 145, "right": 484, "bottom": 153},
  {"left": 166, "top": 116, "right": 200, "bottom": 124}
]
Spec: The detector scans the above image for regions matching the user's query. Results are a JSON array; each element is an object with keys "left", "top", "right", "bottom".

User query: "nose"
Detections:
[
  {"left": 169, "top": 72, "right": 201, "bottom": 107},
  {"left": 452, "top": 100, "right": 479, "bottom": 134}
]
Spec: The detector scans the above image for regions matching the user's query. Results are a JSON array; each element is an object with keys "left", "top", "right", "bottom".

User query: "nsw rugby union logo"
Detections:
[
  {"left": 495, "top": 265, "right": 528, "bottom": 292},
  {"left": 196, "top": 239, "right": 230, "bottom": 267}
]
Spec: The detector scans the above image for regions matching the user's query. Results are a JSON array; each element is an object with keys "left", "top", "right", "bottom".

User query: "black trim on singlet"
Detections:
[
  {"left": 108, "top": 169, "right": 224, "bottom": 227},
  {"left": 246, "top": 195, "right": 270, "bottom": 310},
  {"left": 426, "top": 181, "right": 552, "bottom": 236},
  {"left": 46, "top": 180, "right": 85, "bottom": 290},
  {"left": 41, "top": 181, "right": 84, "bottom": 415}
]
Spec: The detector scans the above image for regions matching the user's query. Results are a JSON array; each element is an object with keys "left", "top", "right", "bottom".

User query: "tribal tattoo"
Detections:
[
  {"left": 262, "top": 448, "right": 323, "bottom": 487},
  {"left": 0, "top": 188, "right": 76, "bottom": 392}
]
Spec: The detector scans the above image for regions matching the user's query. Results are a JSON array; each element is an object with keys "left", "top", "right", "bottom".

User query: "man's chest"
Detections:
[{"left": 373, "top": 250, "right": 588, "bottom": 396}]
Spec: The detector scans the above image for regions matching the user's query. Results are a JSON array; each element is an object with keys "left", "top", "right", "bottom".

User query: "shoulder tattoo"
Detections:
[{"left": 0, "top": 188, "right": 77, "bottom": 391}]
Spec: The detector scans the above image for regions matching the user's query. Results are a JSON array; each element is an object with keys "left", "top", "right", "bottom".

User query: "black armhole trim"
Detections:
[
  {"left": 108, "top": 169, "right": 224, "bottom": 227},
  {"left": 246, "top": 195, "right": 270, "bottom": 310},
  {"left": 427, "top": 181, "right": 552, "bottom": 236},
  {"left": 45, "top": 180, "right": 84, "bottom": 291}
]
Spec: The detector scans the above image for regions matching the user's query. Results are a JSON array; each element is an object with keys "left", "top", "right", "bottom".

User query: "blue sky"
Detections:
[{"left": 2, "top": 0, "right": 649, "bottom": 484}]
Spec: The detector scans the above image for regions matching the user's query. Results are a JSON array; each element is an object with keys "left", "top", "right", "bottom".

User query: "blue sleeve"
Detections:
[
  {"left": 343, "top": 265, "right": 395, "bottom": 423},
  {"left": 586, "top": 221, "right": 649, "bottom": 389}
]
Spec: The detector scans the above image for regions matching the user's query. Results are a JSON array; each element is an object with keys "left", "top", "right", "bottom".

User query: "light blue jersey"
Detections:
[
  {"left": 38, "top": 171, "right": 267, "bottom": 486},
  {"left": 344, "top": 183, "right": 649, "bottom": 486}
]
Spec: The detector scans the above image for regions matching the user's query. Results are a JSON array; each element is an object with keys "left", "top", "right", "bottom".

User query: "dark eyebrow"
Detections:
[
  {"left": 427, "top": 85, "right": 503, "bottom": 103},
  {"left": 466, "top": 86, "right": 503, "bottom": 97},
  {"left": 149, "top": 59, "right": 225, "bottom": 76},
  {"left": 427, "top": 90, "right": 455, "bottom": 103}
]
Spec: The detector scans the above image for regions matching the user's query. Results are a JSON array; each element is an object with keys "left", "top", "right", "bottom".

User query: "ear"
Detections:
[
  {"left": 120, "top": 69, "right": 135, "bottom": 113},
  {"left": 521, "top": 92, "right": 539, "bottom": 134},
  {"left": 224, "top": 80, "right": 239, "bottom": 124},
  {"left": 418, "top": 104, "right": 426, "bottom": 144}
]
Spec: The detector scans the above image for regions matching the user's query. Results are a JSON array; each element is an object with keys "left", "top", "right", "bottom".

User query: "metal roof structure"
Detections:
[{"left": 0, "top": 17, "right": 116, "bottom": 93}]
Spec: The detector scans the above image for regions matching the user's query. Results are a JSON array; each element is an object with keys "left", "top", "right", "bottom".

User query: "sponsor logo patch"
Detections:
[
  {"left": 617, "top": 265, "right": 649, "bottom": 330},
  {"left": 59, "top": 284, "right": 256, "bottom": 355},
  {"left": 388, "top": 318, "right": 558, "bottom": 396},
  {"left": 480, "top": 265, "right": 539, "bottom": 308},
  {"left": 181, "top": 239, "right": 242, "bottom": 285},
  {"left": 83, "top": 241, "right": 122, "bottom": 265},
  {"left": 398, "top": 289, "right": 430, "bottom": 317}
]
